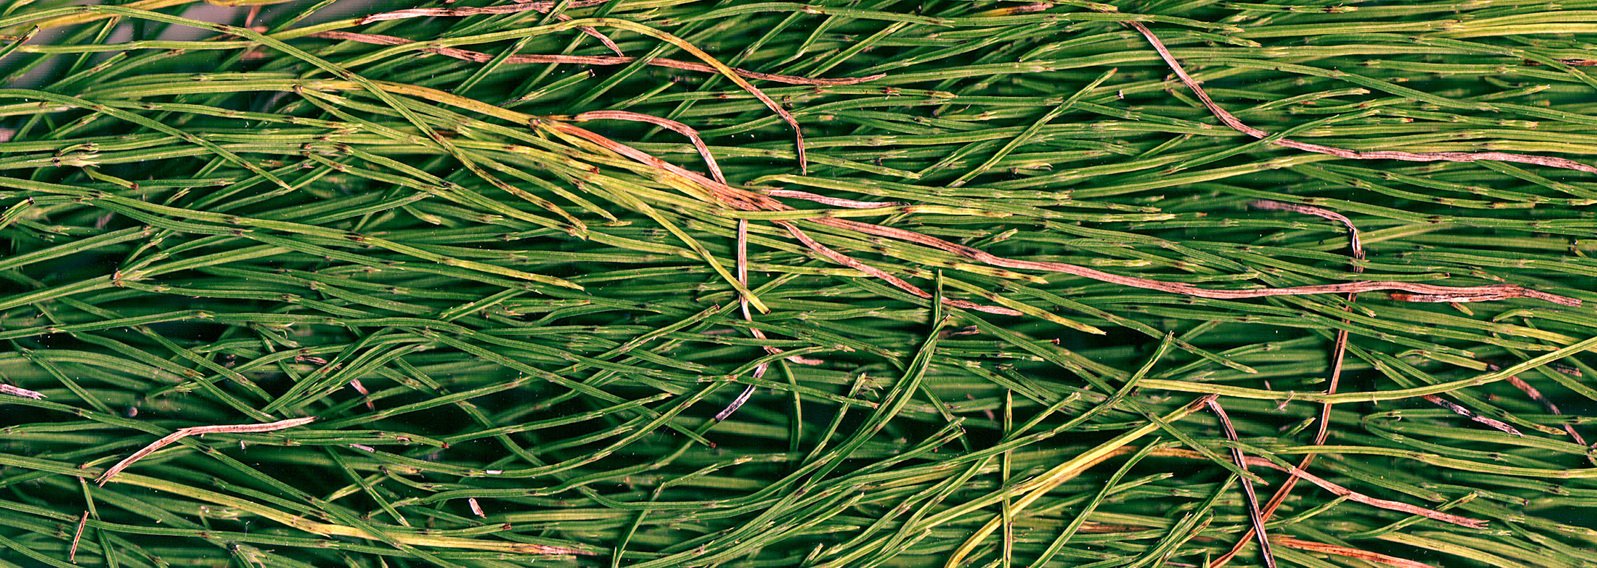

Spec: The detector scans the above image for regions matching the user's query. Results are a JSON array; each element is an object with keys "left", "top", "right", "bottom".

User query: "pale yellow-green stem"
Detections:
[
  {"left": 944, "top": 395, "right": 1217, "bottom": 567},
  {"left": 113, "top": 472, "right": 589, "bottom": 556}
]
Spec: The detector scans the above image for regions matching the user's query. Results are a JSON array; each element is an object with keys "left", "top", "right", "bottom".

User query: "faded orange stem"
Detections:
[
  {"left": 1128, "top": 22, "right": 1597, "bottom": 174},
  {"left": 95, "top": 417, "right": 316, "bottom": 486}
]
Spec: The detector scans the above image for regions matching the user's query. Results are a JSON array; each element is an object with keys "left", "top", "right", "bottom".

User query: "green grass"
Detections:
[{"left": 1, "top": 0, "right": 1596, "bottom": 566}]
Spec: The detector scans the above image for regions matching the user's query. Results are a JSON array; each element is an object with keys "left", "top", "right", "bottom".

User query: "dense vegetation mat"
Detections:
[{"left": 2, "top": 0, "right": 1597, "bottom": 565}]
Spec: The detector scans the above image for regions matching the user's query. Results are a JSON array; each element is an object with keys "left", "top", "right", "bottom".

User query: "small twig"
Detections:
[
  {"left": 311, "top": 32, "right": 884, "bottom": 86},
  {"left": 1, "top": 383, "right": 44, "bottom": 399},
  {"left": 1249, "top": 200, "right": 1360, "bottom": 256},
  {"left": 1424, "top": 394, "right": 1523, "bottom": 436},
  {"left": 69, "top": 510, "right": 88, "bottom": 563},
  {"left": 1217, "top": 199, "right": 1365, "bottom": 567},
  {"left": 713, "top": 384, "right": 758, "bottom": 422},
  {"left": 244, "top": 5, "right": 261, "bottom": 29},
  {"left": 1497, "top": 364, "right": 1587, "bottom": 446},
  {"left": 1274, "top": 461, "right": 1485, "bottom": 528},
  {"left": 1157, "top": 448, "right": 1487, "bottom": 529},
  {"left": 734, "top": 221, "right": 815, "bottom": 368},
  {"left": 1524, "top": 58, "right": 1597, "bottom": 67},
  {"left": 1206, "top": 398, "right": 1277, "bottom": 568},
  {"left": 95, "top": 417, "right": 316, "bottom": 486},
  {"left": 716, "top": 217, "right": 765, "bottom": 423},
  {"left": 348, "top": 379, "right": 375, "bottom": 411},
  {"left": 1274, "top": 536, "right": 1435, "bottom": 568},
  {"left": 1128, "top": 22, "right": 1597, "bottom": 175},
  {"left": 547, "top": 12, "right": 626, "bottom": 56},
  {"left": 94, "top": 429, "right": 208, "bottom": 486},
  {"left": 566, "top": 111, "right": 727, "bottom": 185}
]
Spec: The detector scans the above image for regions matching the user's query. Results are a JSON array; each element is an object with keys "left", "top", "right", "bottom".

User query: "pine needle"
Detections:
[{"left": 3, "top": 1, "right": 1596, "bottom": 565}]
